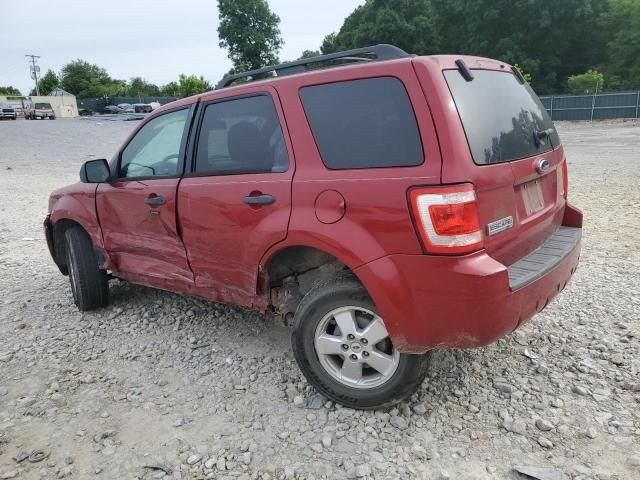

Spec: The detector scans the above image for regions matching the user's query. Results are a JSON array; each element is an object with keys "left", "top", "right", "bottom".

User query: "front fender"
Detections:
[{"left": 50, "top": 192, "right": 104, "bottom": 250}]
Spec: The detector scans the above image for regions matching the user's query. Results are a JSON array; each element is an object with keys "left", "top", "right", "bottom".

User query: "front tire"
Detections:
[
  {"left": 292, "top": 275, "right": 429, "bottom": 409},
  {"left": 64, "top": 226, "right": 109, "bottom": 311}
]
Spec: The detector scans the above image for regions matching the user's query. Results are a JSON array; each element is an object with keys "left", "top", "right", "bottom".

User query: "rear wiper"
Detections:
[
  {"left": 534, "top": 128, "right": 555, "bottom": 148},
  {"left": 455, "top": 59, "right": 474, "bottom": 82}
]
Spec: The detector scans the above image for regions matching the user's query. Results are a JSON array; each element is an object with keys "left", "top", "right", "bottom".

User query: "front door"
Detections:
[
  {"left": 178, "top": 89, "right": 294, "bottom": 306},
  {"left": 97, "top": 107, "right": 193, "bottom": 284}
]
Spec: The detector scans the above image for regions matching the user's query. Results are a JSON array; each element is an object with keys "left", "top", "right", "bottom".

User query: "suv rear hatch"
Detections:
[{"left": 429, "top": 61, "right": 566, "bottom": 266}]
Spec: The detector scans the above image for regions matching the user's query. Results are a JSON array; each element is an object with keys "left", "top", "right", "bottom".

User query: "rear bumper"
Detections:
[{"left": 355, "top": 204, "right": 583, "bottom": 353}]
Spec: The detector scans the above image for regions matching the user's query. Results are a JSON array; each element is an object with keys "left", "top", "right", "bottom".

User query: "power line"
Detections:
[{"left": 25, "top": 54, "right": 41, "bottom": 96}]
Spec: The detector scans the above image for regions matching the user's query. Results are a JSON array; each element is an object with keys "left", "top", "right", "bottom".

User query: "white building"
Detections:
[{"left": 0, "top": 88, "right": 79, "bottom": 118}]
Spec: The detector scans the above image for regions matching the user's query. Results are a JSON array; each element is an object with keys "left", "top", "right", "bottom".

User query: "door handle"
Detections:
[
  {"left": 243, "top": 194, "right": 276, "bottom": 206},
  {"left": 144, "top": 195, "right": 166, "bottom": 206}
]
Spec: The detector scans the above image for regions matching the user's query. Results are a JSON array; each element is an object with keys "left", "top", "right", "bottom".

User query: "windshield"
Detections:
[
  {"left": 35, "top": 103, "right": 52, "bottom": 109},
  {"left": 444, "top": 70, "right": 559, "bottom": 165}
]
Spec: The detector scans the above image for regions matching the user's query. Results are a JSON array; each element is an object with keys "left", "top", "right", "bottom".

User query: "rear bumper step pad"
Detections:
[{"left": 508, "top": 226, "right": 582, "bottom": 290}]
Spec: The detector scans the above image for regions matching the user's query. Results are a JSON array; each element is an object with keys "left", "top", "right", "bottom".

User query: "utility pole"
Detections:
[{"left": 25, "top": 54, "right": 41, "bottom": 96}]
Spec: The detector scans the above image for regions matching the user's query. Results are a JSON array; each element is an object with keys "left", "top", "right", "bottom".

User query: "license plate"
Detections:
[{"left": 521, "top": 179, "right": 545, "bottom": 215}]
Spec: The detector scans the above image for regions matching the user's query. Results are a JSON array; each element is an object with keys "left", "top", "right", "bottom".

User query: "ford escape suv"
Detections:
[{"left": 44, "top": 45, "right": 582, "bottom": 409}]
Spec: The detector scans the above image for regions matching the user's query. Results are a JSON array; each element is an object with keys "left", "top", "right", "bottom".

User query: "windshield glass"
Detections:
[
  {"left": 35, "top": 103, "right": 52, "bottom": 109},
  {"left": 444, "top": 70, "right": 559, "bottom": 165}
]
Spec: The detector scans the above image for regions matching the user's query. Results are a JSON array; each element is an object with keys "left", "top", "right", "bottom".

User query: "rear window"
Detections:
[
  {"left": 444, "top": 70, "right": 560, "bottom": 165},
  {"left": 35, "top": 103, "right": 52, "bottom": 109},
  {"left": 300, "top": 77, "right": 423, "bottom": 169}
]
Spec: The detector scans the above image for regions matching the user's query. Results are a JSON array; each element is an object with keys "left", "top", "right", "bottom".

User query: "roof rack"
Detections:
[{"left": 216, "top": 44, "right": 410, "bottom": 89}]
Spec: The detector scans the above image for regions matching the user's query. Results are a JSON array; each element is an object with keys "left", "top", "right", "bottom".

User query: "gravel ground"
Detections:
[{"left": 0, "top": 118, "right": 638, "bottom": 480}]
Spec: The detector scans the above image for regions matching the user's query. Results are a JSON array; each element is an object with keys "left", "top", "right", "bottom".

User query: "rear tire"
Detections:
[
  {"left": 292, "top": 274, "right": 429, "bottom": 409},
  {"left": 64, "top": 226, "right": 109, "bottom": 311}
]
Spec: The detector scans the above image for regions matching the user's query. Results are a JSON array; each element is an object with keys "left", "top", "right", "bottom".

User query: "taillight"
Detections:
[
  {"left": 562, "top": 159, "right": 568, "bottom": 200},
  {"left": 409, "top": 184, "right": 484, "bottom": 254}
]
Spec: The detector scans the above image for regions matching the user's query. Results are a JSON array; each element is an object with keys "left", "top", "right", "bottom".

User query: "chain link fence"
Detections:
[
  {"left": 77, "top": 96, "right": 179, "bottom": 114},
  {"left": 77, "top": 92, "right": 640, "bottom": 121},
  {"left": 539, "top": 91, "right": 640, "bottom": 121}
]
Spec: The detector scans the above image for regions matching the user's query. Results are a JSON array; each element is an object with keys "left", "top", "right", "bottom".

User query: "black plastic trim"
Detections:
[
  {"left": 508, "top": 226, "right": 581, "bottom": 290},
  {"left": 216, "top": 44, "right": 410, "bottom": 89},
  {"left": 511, "top": 65, "right": 526, "bottom": 84},
  {"left": 455, "top": 59, "right": 474, "bottom": 82}
]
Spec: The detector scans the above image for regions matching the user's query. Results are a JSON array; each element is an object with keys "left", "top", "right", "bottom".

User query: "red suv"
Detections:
[{"left": 45, "top": 45, "right": 582, "bottom": 408}]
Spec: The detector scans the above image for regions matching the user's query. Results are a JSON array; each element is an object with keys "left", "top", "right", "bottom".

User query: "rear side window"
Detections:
[
  {"left": 300, "top": 77, "right": 423, "bottom": 169},
  {"left": 444, "top": 70, "right": 560, "bottom": 164},
  {"left": 195, "top": 95, "right": 288, "bottom": 175}
]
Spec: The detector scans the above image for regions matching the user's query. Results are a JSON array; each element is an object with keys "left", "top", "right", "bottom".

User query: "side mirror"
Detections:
[{"left": 80, "top": 159, "right": 110, "bottom": 183}]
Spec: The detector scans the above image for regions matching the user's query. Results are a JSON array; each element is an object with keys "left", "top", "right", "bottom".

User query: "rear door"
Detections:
[
  {"left": 417, "top": 58, "right": 564, "bottom": 265},
  {"left": 177, "top": 87, "right": 294, "bottom": 306}
]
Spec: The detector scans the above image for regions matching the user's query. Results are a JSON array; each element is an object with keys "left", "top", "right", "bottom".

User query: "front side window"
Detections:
[
  {"left": 119, "top": 108, "right": 189, "bottom": 178},
  {"left": 299, "top": 77, "right": 423, "bottom": 169},
  {"left": 195, "top": 95, "right": 288, "bottom": 175}
]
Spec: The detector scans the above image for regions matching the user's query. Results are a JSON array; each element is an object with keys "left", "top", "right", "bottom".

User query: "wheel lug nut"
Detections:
[
  {"left": 341, "top": 344, "right": 349, "bottom": 350},
  {"left": 350, "top": 354, "right": 357, "bottom": 360},
  {"left": 347, "top": 334, "right": 355, "bottom": 340},
  {"left": 363, "top": 351, "right": 369, "bottom": 357},
  {"left": 361, "top": 338, "right": 368, "bottom": 345}
]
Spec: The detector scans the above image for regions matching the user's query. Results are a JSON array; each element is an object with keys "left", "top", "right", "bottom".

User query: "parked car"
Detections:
[
  {"left": 25, "top": 102, "right": 55, "bottom": 120},
  {"left": 44, "top": 45, "right": 582, "bottom": 409},
  {"left": 0, "top": 104, "right": 17, "bottom": 120},
  {"left": 133, "top": 103, "right": 153, "bottom": 113},
  {"left": 117, "top": 103, "right": 135, "bottom": 113},
  {"left": 103, "top": 105, "right": 121, "bottom": 114}
]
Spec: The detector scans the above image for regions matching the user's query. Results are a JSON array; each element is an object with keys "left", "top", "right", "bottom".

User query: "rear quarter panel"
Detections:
[{"left": 272, "top": 59, "right": 442, "bottom": 268}]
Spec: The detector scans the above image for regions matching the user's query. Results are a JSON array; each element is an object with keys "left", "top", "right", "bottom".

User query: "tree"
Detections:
[
  {"left": 160, "top": 81, "right": 179, "bottom": 97},
  {"left": 126, "top": 77, "right": 160, "bottom": 98},
  {"left": 323, "top": 0, "right": 608, "bottom": 93},
  {"left": 30, "top": 69, "right": 59, "bottom": 96},
  {"left": 567, "top": 69, "right": 604, "bottom": 93},
  {"left": 217, "top": 0, "right": 283, "bottom": 73},
  {"left": 299, "top": 49, "right": 321, "bottom": 60},
  {"left": 600, "top": 0, "right": 640, "bottom": 90},
  {"left": 177, "top": 74, "right": 212, "bottom": 97},
  {"left": 322, "top": 0, "right": 437, "bottom": 56},
  {"left": 0, "top": 86, "right": 21, "bottom": 96},
  {"left": 59, "top": 60, "right": 124, "bottom": 98}
]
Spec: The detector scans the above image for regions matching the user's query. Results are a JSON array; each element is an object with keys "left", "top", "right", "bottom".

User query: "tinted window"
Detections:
[
  {"left": 300, "top": 77, "right": 423, "bottom": 169},
  {"left": 195, "top": 95, "right": 288, "bottom": 175},
  {"left": 35, "top": 103, "right": 52, "bottom": 109},
  {"left": 444, "top": 70, "right": 560, "bottom": 165},
  {"left": 120, "top": 108, "right": 188, "bottom": 178}
]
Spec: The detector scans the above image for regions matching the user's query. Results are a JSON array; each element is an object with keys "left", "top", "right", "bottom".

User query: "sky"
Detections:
[{"left": 0, "top": 0, "right": 364, "bottom": 95}]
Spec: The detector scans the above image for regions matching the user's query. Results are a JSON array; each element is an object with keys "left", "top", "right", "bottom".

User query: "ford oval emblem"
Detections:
[{"left": 536, "top": 158, "right": 550, "bottom": 174}]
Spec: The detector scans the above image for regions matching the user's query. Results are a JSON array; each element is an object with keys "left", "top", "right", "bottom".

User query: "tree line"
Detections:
[
  {"left": 317, "top": 0, "right": 640, "bottom": 94},
  {"left": 214, "top": 0, "right": 640, "bottom": 95},
  {"left": 1, "top": 61, "right": 212, "bottom": 99},
  {"left": 2, "top": 0, "right": 638, "bottom": 98}
]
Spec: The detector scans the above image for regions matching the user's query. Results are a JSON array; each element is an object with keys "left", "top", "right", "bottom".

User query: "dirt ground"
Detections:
[{"left": 0, "top": 118, "right": 638, "bottom": 480}]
